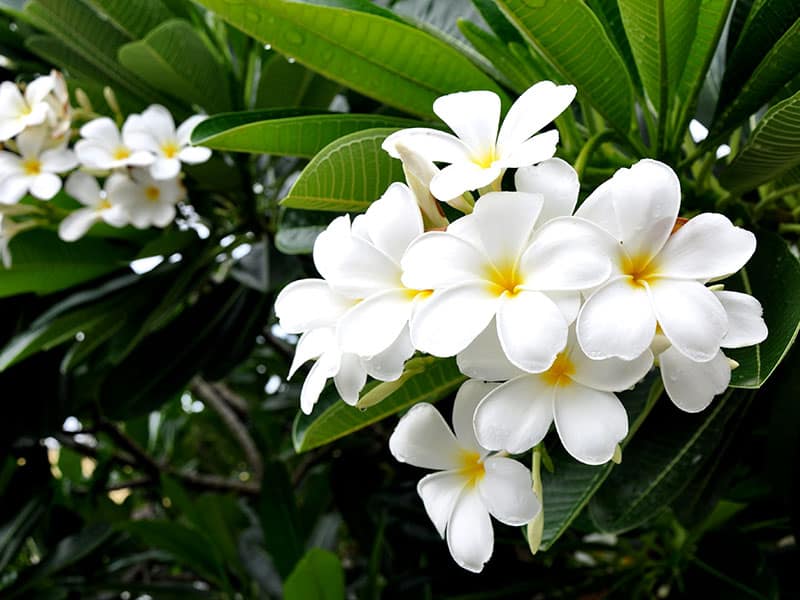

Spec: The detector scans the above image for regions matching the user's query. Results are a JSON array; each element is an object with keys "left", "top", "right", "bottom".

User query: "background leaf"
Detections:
[{"left": 283, "top": 548, "right": 344, "bottom": 600}]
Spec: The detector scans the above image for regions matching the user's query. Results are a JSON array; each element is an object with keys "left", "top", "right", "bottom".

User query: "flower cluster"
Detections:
[
  {"left": 0, "top": 71, "right": 211, "bottom": 249},
  {"left": 276, "top": 82, "right": 768, "bottom": 572}
]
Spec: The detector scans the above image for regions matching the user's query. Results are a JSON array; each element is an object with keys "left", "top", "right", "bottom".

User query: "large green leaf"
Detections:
[
  {"left": 0, "top": 230, "right": 132, "bottom": 297},
  {"left": 85, "top": 0, "right": 175, "bottom": 38},
  {"left": 255, "top": 52, "right": 340, "bottom": 109},
  {"left": 618, "top": 0, "right": 699, "bottom": 114},
  {"left": 539, "top": 374, "right": 661, "bottom": 551},
  {"left": 118, "top": 19, "right": 231, "bottom": 113},
  {"left": 284, "top": 548, "right": 344, "bottom": 600},
  {"left": 192, "top": 110, "right": 424, "bottom": 157},
  {"left": 587, "top": 0, "right": 640, "bottom": 88},
  {"left": 258, "top": 462, "right": 305, "bottom": 578},
  {"left": 710, "top": 18, "right": 800, "bottom": 140},
  {"left": 588, "top": 388, "right": 752, "bottom": 533},
  {"left": 727, "top": 229, "right": 800, "bottom": 388},
  {"left": 293, "top": 357, "right": 466, "bottom": 452},
  {"left": 195, "top": 0, "right": 508, "bottom": 119},
  {"left": 457, "top": 19, "right": 531, "bottom": 94},
  {"left": 281, "top": 128, "right": 405, "bottom": 212},
  {"left": 719, "top": 90, "right": 800, "bottom": 191},
  {"left": 495, "top": 0, "right": 635, "bottom": 133}
]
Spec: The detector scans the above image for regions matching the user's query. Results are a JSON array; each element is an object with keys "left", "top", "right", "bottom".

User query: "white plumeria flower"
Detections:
[
  {"left": 382, "top": 81, "right": 576, "bottom": 201},
  {"left": 0, "top": 128, "right": 77, "bottom": 204},
  {"left": 575, "top": 159, "right": 757, "bottom": 362},
  {"left": 0, "top": 75, "right": 54, "bottom": 141},
  {"left": 58, "top": 172, "right": 130, "bottom": 242},
  {"left": 276, "top": 277, "right": 413, "bottom": 413},
  {"left": 656, "top": 290, "right": 767, "bottom": 413},
  {"left": 43, "top": 70, "right": 72, "bottom": 145},
  {"left": 389, "top": 381, "right": 541, "bottom": 573},
  {"left": 318, "top": 183, "right": 432, "bottom": 358},
  {"left": 473, "top": 327, "right": 653, "bottom": 464},
  {"left": 124, "top": 105, "right": 211, "bottom": 180},
  {"left": 112, "top": 168, "right": 185, "bottom": 228},
  {"left": 75, "top": 117, "right": 155, "bottom": 171},
  {"left": 401, "top": 190, "right": 613, "bottom": 373}
]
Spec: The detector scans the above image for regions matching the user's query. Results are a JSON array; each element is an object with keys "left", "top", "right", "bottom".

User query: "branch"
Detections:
[
  {"left": 168, "top": 470, "right": 259, "bottom": 495},
  {"left": 98, "top": 417, "right": 162, "bottom": 477}
]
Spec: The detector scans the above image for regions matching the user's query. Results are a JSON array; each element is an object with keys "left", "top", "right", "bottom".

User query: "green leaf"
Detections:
[
  {"left": 118, "top": 19, "right": 231, "bottom": 113},
  {"left": 471, "top": 0, "right": 524, "bottom": 45},
  {"left": 259, "top": 461, "right": 304, "bottom": 578},
  {"left": 457, "top": 19, "right": 531, "bottom": 94},
  {"left": 588, "top": 388, "right": 752, "bottom": 533},
  {"left": 293, "top": 357, "right": 466, "bottom": 453},
  {"left": 255, "top": 52, "right": 340, "bottom": 109},
  {"left": 719, "top": 90, "right": 800, "bottom": 191},
  {"left": 0, "top": 230, "right": 132, "bottom": 298},
  {"left": 727, "top": 229, "right": 800, "bottom": 388},
  {"left": 281, "top": 128, "right": 406, "bottom": 212},
  {"left": 495, "top": 0, "right": 635, "bottom": 133},
  {"left": 0, "top": 496, "right": 47, "bottom": 573},
  {"left": 539, "top": 374, "right": 660, "bottom": 550},
  {"left": 194, "top": 0, "right": 508, "bottom": 119},
  {"left": 192, "top": 110, "right": 424, "bottom": 157},
  {"left": 586, "top": 0, "right": 640, "bottom": 89},
  {"left": 85, "top": 0, "right": 176, "bottom": 38},
  {"left": 618, "top": 0, "right": 699, "bottom": 115},
  {"left": 284, "top": 548, "right": 344, "bottom": 600},
  {"left": 710, "top": 18, "right": 800, "bottom": 140}
]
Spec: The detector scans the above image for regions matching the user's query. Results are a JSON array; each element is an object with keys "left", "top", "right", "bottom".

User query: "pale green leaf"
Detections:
[
  {"left": 85, "top": 0, "right": 175, "bottom": 38},
  {"left": 284, "top": 548, "right": 344, "bottom": 600}
]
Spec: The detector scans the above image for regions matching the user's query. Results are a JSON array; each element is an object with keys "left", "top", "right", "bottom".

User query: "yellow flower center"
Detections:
[
  {"left": 161, "top": 141, "right": 179, "bottom": 159},
  {"left": 112, "top": 147, "right": 131, "bottom": 161},
  {"left": 458, "top": 450, "right": 485, "bottom": 487},
  {"left": 541, "top": 352, "right": 575, "bottom": 387},
  {"left": 97, "top": 199, "right": 112, "bottom": 211},
  {"left": 404, "top": 288, "right": 433, "bottom": 301},
  {"left": 622, "top": 254, "right": 659, "bottom": 288},
  {"left": 144, "top": 186, "right": 160, "bottom": 202},
  {"left": 486, "top": 259, "right": 523, "bottom": 296},
  {"left": 22, "top": 159, "right": 41, "bottom": 176},
  {"left": 473, "top": 149, "right": 496, "bottom": 169}
]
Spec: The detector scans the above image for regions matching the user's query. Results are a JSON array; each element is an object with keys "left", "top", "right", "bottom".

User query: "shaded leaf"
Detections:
[
  {"left": 259, "top": 461, "right": 304, "bottom": 578},
  {"left": 284, "top": 548, "right": 344, "bottom": 600}
]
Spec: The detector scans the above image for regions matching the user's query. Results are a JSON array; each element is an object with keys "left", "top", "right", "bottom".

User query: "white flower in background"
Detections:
[
  {"left": 43, "top": 70, "right": 72, "bottom": 144},
  {"left": 124, "top": 105, "right": 211, "bottom": 179},
  {"left": 0, "top": 75, "right": 54, "bottom": 141},
  {"left": 58, "top": 172, "right": 129, "bottom": 242},
  {"left": 389, "top": 381, "right": 541, "bottom": 572},
  {"left": 382, "top": 81, "right": 576, "bottom": 201},
  {"left": 0, "top": 128, "right": 77, "bottom": 204},
  {"left": 472, "top": 327, "right": 652, "bottom": 464},
  {"left": 112, "top": 168, "right": 185, "bottom": 228},
  {"left": 75, "top": 117, "right": 154, "bottom": 171},
  {"left": 656, "top": 289, "right": 767, "bottom": 413},
  {"left": 392, "top": 141, "right": 450, "bottom": 227},
  {"left": 575, "top": 159, "right": 756, "bottom": 362},
  {"left": 401, "top": 191, "right": 612, "bottom": 373}
]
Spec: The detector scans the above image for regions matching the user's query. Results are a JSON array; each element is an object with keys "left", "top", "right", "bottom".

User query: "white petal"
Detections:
[
  {"left": 301, "top": 350, "right": 340, "bottom": 414},
  {"left": 457, "top": 320, "right": 526, "bottom": 381},
  {"left": 649, "top": 279, "right": 727, "bottom": 362},
  {"left": 497, "top": 291, "right": 568, "bottom": 373},
  {"left": 41, "top": 147, "right": 78, "bottom": 173},
  {"left": 401, "top": 231, "right": 487, "bottom": 290},
  {"left": 0, "top": 118, "right": 24, "bottom": 143},
  {"left": 75, "top": 141, "right": 114, "bottom": 170},
  {"left": 24, "top": 75, "right": 55, "bottom": 105},
  {"left": 58, "top": 208, "right": 100, "bottom": 242},
  {"left": 716, "top": 291, "right": 768, "bottom": 348},
  {"left": 338, "top": 289, "right": 414, "bottom": 357},
  {"left": 657, "top": 213, "right": 757, "bottom": 281},
  {"left": 497, "top": 81, "right": 576, "bottom": 152},
  {"left": 139, "top": 104, "right": 176, "bottom": 139},
  {"left": 288, "top": 328, "right": 335, "bottom": 379},
  {"left": 128, "top": 150, "right": 156, "bottom": 167},
  {"left": 275, "top": 279, "right": 352, "bottom": 333},
  {"left": 100, "top": 205, "right": 129, "bottom": 228},
  {"left": 178, "top": 146, "right": 212, "bottom": 164},
  {"left": 364, "top": 182, "right": 423, "bottom": 263},
  {"left": 570, "top": 346, "right": 653, "bottom": 392},
  {"left": 494, "top": 130, "right": 559, "bottom": 169},
  {"left": 433, "top": 90, "right": 500, "bottom": 158},
  {"left": 150, "top": 202, "right": 176, "bottom": 227},
  {"left": 362, "top": 326, "right": 415, "bottom": 381},
  {"left": 65, "top": 171, "right": 101, "bottom": 207},
  {"left": 577, "top": 277, "right": 656, "bottom": 360},
  {"left": 478, "top": 456, "right": 540, "bottom": 526},
  {"left": 150, "top": 157, "right": 181, "bottom": 180},
  {"left": 382, "top": 128, "right": 472, "bottom": 163},
  {"left": 418, "top": 471, "right": 467, "bottom": 538},
  {"left": 410, "top": 282, "right": 500, "bottom": 357},
  {"left": 79, "top": 117, "right": 121, "bottom": 143},
  {"left": 550, "top": 291, "right": 581, "bottom": 324},
  {"left": 576, "top": 159, "right": 680, "bottom": 260},
  {"left": 515, "top": 158, "right": 579, "bottom": 224},
  {"left": 389, "top": 402, "right": 462, "bottom": 470},
  {"left": 553, "top": 384, "right": 628, "bottom": 465},
  {"left": 452, "top": 380, "right": 498, "bottom": 454},
  {"left": 660, "top": 347, "right": 730, "bottom": 413},
  {"left": 430, "top": 162, "right": 502, "bottom": 201},
  {"left": 521, "top": 217, "right": 614, "bottom": 291},
  {"left": 334, "top": 353, "right": 367, "bottom": 405},
  {"left": 16, "top": 127, "right": 45, "bottom": 157},
  {"left": 446, "top": 488, "right": 493, "bottom": 573},
  {"left": 473, "top": 374, "right": 554, "bottom": 454},
  {"left": 472, "top": 191, "right": 542, "bottom": 266},
  {"left": 0, "top": 174, "right": 30, "bottom": 204},
  {"left": 177, "top": 114, "right": 208, "bottom": 146},
  {"left": 29, "top": 173, "right": 61, "bottom": 199}
]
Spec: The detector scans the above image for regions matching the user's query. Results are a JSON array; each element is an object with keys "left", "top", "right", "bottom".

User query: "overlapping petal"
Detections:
[
  {"left": 659, "top": 347, "right": 730, "bottom": 413},
  {"left": 389, "top": 403, "right": 462, "bottom": 470}
]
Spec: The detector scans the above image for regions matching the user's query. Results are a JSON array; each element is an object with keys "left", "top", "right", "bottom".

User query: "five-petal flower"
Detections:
[
  {"left": 0, "top": 128, "right": 77, "bottom": 203},
  {"left": 58, "top": 171, "right": 130, "bottom": 241},
  {"left": 0, "top": 75, "right": 54, "bottom": 141}
]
